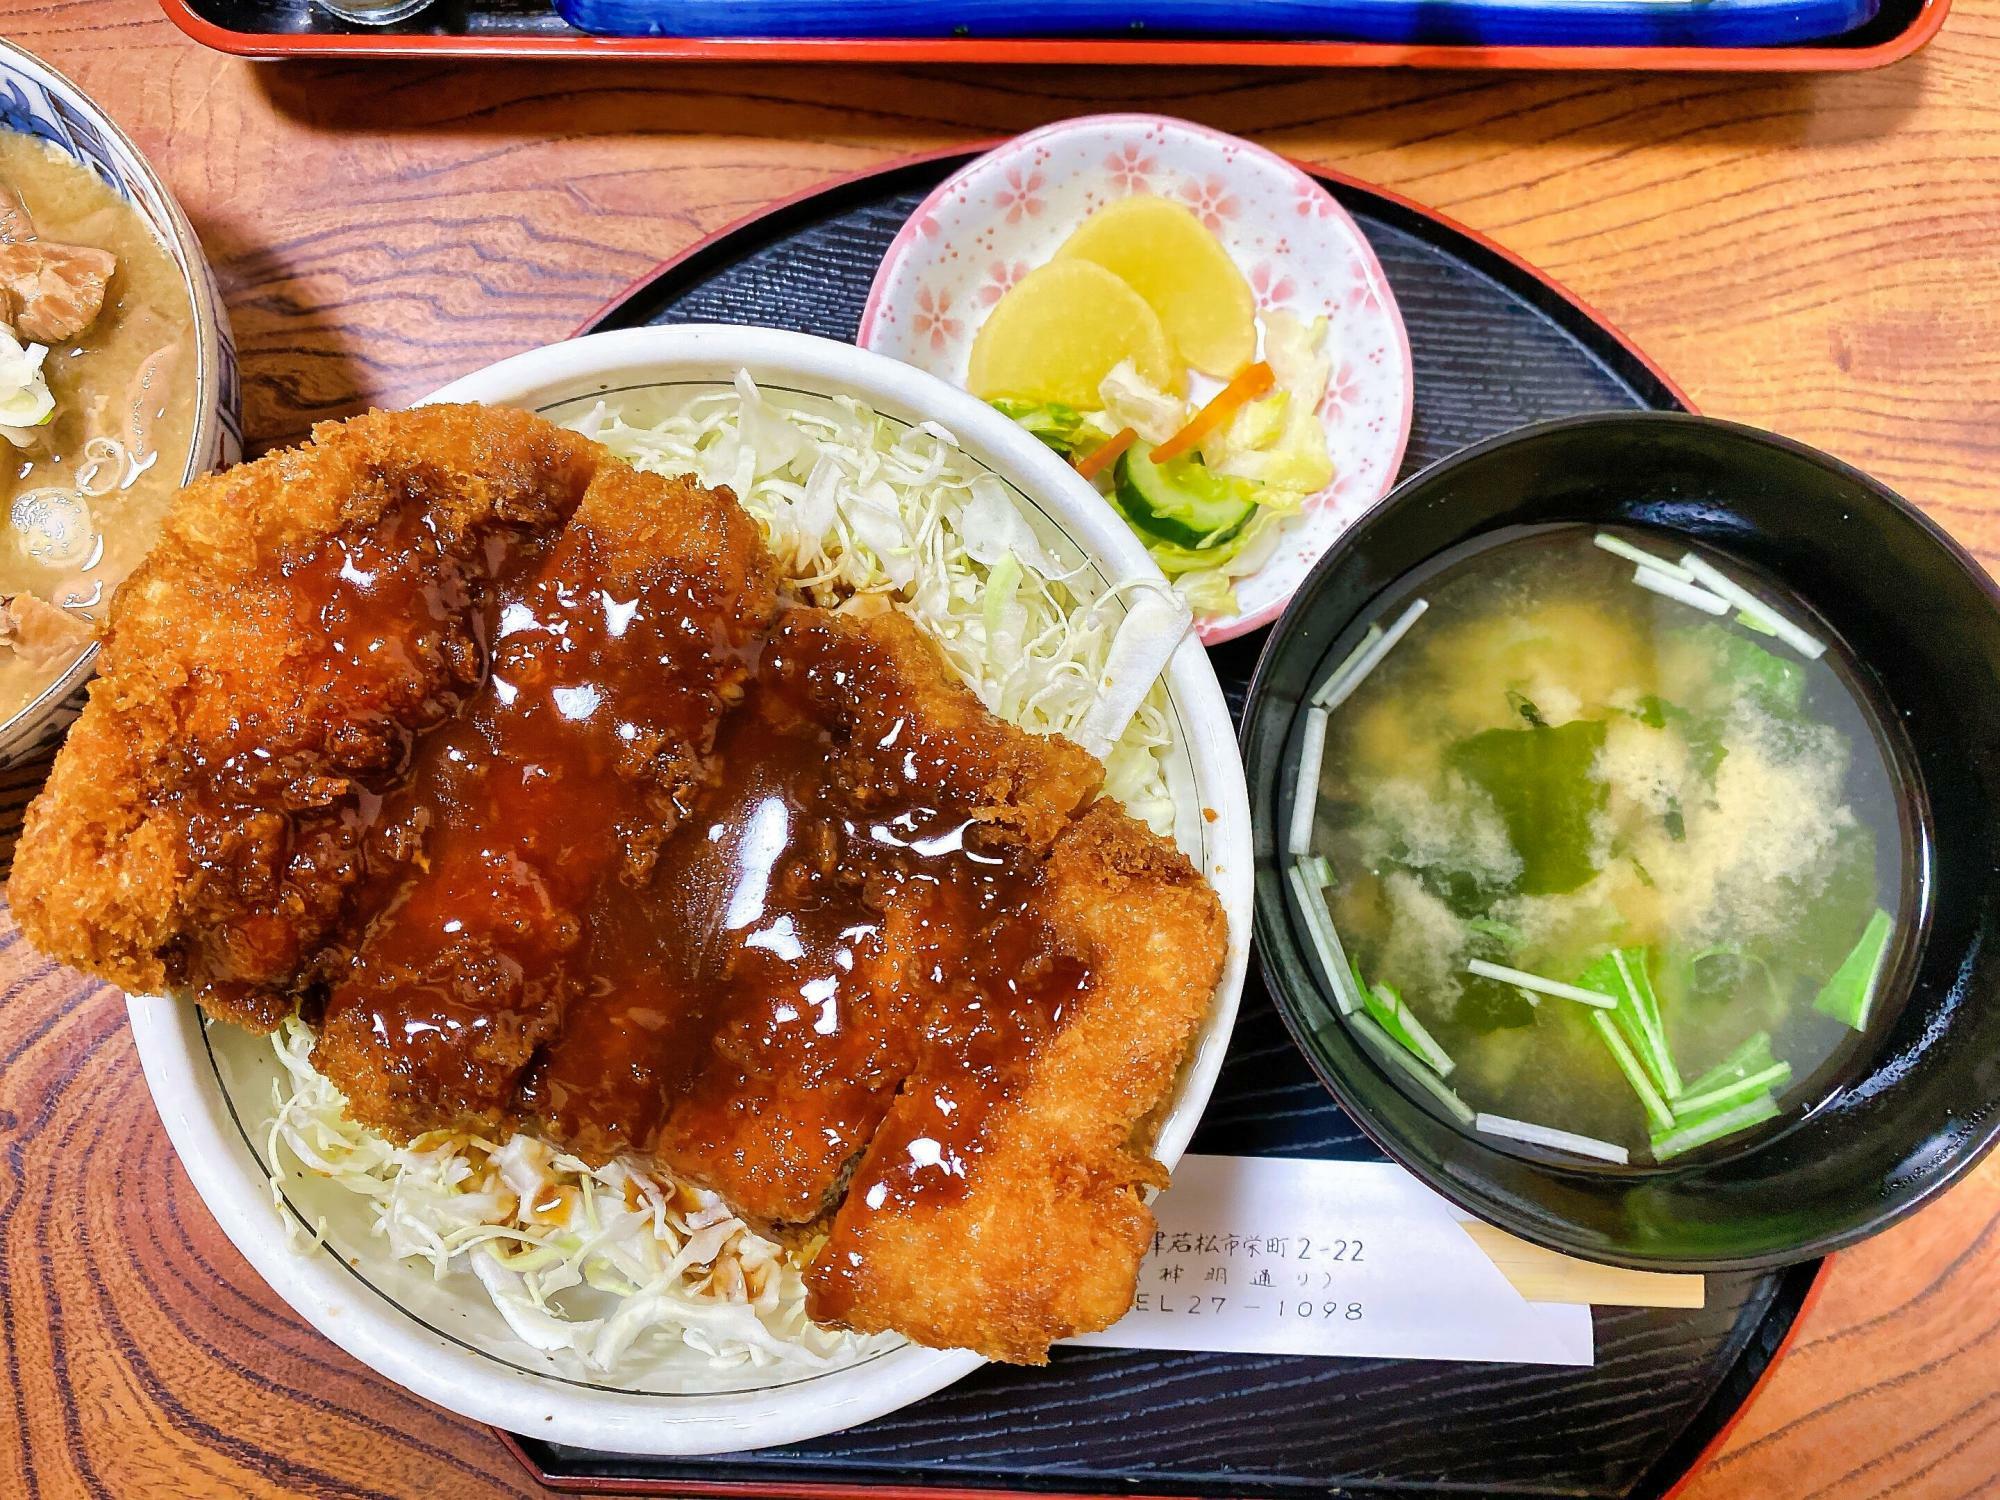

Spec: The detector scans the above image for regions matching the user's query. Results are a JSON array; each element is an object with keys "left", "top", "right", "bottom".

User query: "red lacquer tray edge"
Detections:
[
  {"left": 156, "top": 0, "right": 1948, "bottom": 71},
  {"left": 1657, "top": 1256, "right": 1834, "bottom": 1500}
]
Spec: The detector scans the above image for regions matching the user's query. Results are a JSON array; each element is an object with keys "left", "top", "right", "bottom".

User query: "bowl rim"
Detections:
[
  {"left": 1244, "top": 406, "right": 2000, "bottom": 1272},
  {"left": 0, "top": 37, "right": 231, "bottom": 756},
  {"left": 125, "top": 322, "right": 1252, "bottom": 1453}
]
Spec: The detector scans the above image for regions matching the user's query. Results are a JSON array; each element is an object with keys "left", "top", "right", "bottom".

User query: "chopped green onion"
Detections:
[
  {"left": 1361, "top": 980, "right": 1455, "bottom": 1077},
  {"left": 1814, "top": 907, "right": 1894, "bottom": 1032},
  {"left": 1308, "top": 624, "right": 1382, "bottom": 708},
  {"left": 1514, "top": 985, "right": 1542, "bottom": 1009},
  {"left": 1682, "top": 1031, "right": 1777, "bottom": 1098},
  {"left": 1679, "top": 553, "right": 1826, "bottom": 661},
  {"left": 1300, "top": 853, "right": 1335, "bottom": 889},
  {"left": 1609, "top": 948, "right": 1681, "bottom": 1098},
  {"left": 1734, "top": 609, "right": 1778, "bottom": 637},
  {"left": 1632, "top": 566, "right": 1730, "bottom": 616},
  {"left": 1580, "top": 949, "right": 1676, "bottom": 1096},
  {"left": 1349, "top": 1014, "right": 1476, "bottom": 1125},
  {"left": 1670, "top": 1062, "right": 1793, "bottom": 1124},
  {"left": 1312, "top": 598, "right": 1429, "bottom": 713},
  {"left": 1286, "top": 861, "right": 1363, "bottom": 1017},
  {"left": 1287, "top": 706, "right": 1329, "bottom": 858},
  {"left": 1594, "top": 532, "right": 1695, "bottom": 583},
  {"left": 1589, "top": 1011, "right": 1676, "bottom": 1133},
  {"left": 1649, "top": 1093, "right": 1782, "bottom": 1163},
  {"left": 1466, "top": 959, "right": 1617, "bottom": 1009},
  {"left": 1608, "top": 1004, "right": 1676, "bottom": 1099},
  {"left": 1473, "top": 1112, "right": 1629, "bottom": 1166}
]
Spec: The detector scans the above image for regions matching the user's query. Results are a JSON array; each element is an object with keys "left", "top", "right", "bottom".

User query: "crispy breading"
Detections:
[
  {"left": 782, "top": 606, "right": 1103, "bottom": 845},
  {"left": 9, "top": 405, "right": 606, "bottom": 1026},
  {"left": 805, "top": 798, "right": 1226, "bottom": 1362}
]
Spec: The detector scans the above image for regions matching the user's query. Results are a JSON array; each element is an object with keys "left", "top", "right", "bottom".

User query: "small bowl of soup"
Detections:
[
  {"left": 1243, "top": 411, "right": 2000, "bottom": 1269},
  {"left": 0, "top": 41, "right": 236, "bottom": 765}
]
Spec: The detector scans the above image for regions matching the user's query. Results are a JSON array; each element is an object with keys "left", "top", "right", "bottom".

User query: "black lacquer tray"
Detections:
[{"left": 504, "top": 152, "right": 1823, "bottom": 1500}]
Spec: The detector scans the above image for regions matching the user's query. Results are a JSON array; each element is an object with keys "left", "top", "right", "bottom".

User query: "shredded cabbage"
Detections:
[
  {"left": 263, "top": 1017, "right": 867, "bottom": 1374},
  {"left": 260, "top": 373, "right": 1192, "bottom": 1377},
  {"left": 571, "top": 373, "right": 1180, "bottom": 834}
]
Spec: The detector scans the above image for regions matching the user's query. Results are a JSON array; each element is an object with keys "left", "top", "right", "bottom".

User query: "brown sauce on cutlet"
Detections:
[
  {"left": 170, "top": 506, "right": 548, "bottom": 1022},
  {"left": 603, "top": 613, "right": 1089, "bottom": 1225},
  {"left": 289, "top": 511, "right": 1088, "bottom": 1226}
]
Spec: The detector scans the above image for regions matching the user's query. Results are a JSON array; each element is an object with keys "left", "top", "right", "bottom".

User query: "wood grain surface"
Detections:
[{"left": 0, "top": 2, "right": 1996, "bottom": 1496}]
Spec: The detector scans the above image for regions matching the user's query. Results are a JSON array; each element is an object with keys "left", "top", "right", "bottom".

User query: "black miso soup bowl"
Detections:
[{"left": 1243, "top": 410, "right": 2000, "bottom": 1270}]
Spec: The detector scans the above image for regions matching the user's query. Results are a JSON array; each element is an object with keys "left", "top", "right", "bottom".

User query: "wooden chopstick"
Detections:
[{"left": 1458, "top": 1221, "right": 1706, "bottom": 1309}]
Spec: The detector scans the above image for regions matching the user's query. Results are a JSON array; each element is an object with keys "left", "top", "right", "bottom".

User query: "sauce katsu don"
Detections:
[{"left": 9, "top": 403, "right": 1228, "bottom": 1364}]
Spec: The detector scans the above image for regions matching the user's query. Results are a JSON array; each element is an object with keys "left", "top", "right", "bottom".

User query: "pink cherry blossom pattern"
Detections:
[
  {"left": 1320, "top": 357, "right": 1369, "bottom": 421},
  {"left": 1292, "top": 179, "right": 1339, "bottom": 219},
  {"left": 911, "top": 285, "right": 963, "bottom": 352},
  {"left": 1248, "top": 262, "right": 1297, "bottom": 312},
  {"left": 978, "top": 259, "right": 1031, "bottom": 306},
  {"left": 1343, "top": 256, "right": 1386, "bottom": 313},
  {"left": 993, "top": 165, "right": 1046, "bottom": 224},
  {"left": 1103, "top": 144, "right": 1158, "bottom": 193},
  {"left": 1314, "top": 467, "right": 1352, "bottom": 511},
  {"left": 1178, "top": 174, "right": 1241, "bottom": 233}
]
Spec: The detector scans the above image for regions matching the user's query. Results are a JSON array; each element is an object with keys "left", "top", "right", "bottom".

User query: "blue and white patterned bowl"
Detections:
[{"left": 0, "top": 40, "right": 238, "bottom": 768}]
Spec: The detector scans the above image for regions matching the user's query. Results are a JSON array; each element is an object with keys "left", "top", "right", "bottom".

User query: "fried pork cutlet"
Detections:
[
  {"left": 9, "top": 405, "right": 1228, "bottom": 1365},
  {"left": 806, "top": 798, "right": 1225, "bottom": 1362},
  {"left": 640, "top": 607, "right": 1107, "bottom": 1227},
  {"left": 309, "top": 458, "right": 781, "bottom": 1140},
  {"left": 9, "top": 405, "right": 609, "bottom": 1030}
]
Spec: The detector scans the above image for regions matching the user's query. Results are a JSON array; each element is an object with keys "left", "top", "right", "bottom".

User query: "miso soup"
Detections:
[{"left": 1285, "top": 525, "right": 1922, "bottom": 1167}]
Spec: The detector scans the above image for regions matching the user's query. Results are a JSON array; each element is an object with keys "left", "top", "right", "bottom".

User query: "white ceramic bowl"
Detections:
[
  {"left": 126, "top": 324, "right": 1251, "bottom": 1456},
  {"left": 0, "top": 39, "right": 240, "bottom": 767}
]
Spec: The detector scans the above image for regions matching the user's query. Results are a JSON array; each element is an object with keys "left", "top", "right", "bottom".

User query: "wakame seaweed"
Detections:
[{"left": 1445, "top": 718, "right": 1607, "bottom": 896}]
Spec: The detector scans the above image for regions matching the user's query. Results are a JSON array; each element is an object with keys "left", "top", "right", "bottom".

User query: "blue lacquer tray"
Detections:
[
  {"left": 162, "top": 0, "right": 1953, "bottom": 70},
  {"left": 554, "top": 0, "right": 1880, "bottom": 47}
]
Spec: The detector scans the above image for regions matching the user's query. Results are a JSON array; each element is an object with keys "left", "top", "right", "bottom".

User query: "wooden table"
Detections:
[{"left": 0, "top": 3, "right": 1996, "bottom": 1495}]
